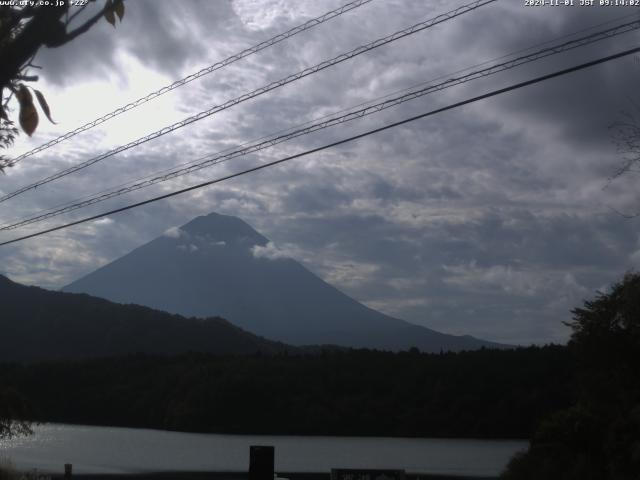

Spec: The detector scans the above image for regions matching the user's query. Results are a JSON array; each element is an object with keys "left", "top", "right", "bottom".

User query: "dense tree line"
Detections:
[{"left": 0, "top": 345, "right": 572, "bottom": 439}]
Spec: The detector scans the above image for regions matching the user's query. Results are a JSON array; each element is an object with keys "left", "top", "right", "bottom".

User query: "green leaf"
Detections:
[
  {"left": 19, "top": 100, "right": 38, "bottom": 137},
  {"left": 15, "top": 85, "right": 38, "bottom": 136},
  {"left": 104, "top": 0, "right": 116, "bottom": 27},
  {"left": 15, "top": 84, "right": 32, "bottom": 106},
  {"left": 114, "top": 0, "right": 125, "bottom": 21},
  {"left": 34, "top": 90, "right": 56, "bottom": 124}
]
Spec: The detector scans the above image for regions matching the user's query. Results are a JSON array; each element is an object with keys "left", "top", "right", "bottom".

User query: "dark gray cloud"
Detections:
[
  {"left": 34, "top": 0, "right": 242, "bottom": 86},
  {"left": 1, "top": 0, "right": 639, "bottom": 345},
  {"left": 461, "top": 4, "right": 640, "bottom": 149},
  {"left": 32, "top": 2, "right": 120, "bottom": 85}
]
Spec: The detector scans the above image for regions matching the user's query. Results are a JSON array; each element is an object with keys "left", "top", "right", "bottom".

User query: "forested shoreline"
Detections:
[{"left": 1, "top": 345, "right": 572, "bottom": 439}]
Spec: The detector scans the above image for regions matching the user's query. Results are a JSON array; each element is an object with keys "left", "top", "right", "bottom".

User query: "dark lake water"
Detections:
[{"left": 0, "top": 424, "right": 527, "bottom": 477}]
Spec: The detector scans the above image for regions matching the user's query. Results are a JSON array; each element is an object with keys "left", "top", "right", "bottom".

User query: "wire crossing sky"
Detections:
[
  {"left": 3, "top": 17, "right": 638, "bottom": 231},
  {"left": 0, "top": 0, "right": 497, "bottom": 205},
  {"left": 0, "top": 0, "right": 375, "bottom": 169},
  {"left": 2, "top": 44, "right": 637, "bottom": 247},
  {"left": 2, "top": 0, "right": 639, "bottom": 345}
]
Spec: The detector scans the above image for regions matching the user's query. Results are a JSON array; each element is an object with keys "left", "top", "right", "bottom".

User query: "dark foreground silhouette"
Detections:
[{"left": 502, "top": 273, "right": 640, "bottom": 480}]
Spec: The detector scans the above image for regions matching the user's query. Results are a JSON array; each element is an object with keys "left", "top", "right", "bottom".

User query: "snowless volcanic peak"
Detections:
[{"left": 64, "top": 212, "right": 507, "bottom": 352}]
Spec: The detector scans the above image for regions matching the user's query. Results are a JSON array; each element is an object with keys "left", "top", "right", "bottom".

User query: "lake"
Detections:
[{"left": 0, "top": 424, "right": 527, "bottom": 477}]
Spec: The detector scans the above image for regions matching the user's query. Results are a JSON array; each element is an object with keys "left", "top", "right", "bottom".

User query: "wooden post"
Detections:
[{"left": 249, "top": 445, "right": 274, "bottom": 480}]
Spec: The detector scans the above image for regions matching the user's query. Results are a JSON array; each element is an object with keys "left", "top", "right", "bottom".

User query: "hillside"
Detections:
[{"left": 0, "top": 274, "right": 287, "bottom": 362}]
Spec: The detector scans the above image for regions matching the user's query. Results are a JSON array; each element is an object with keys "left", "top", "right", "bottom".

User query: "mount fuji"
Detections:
[{"left": 64, "top": 212, "right": 506, "bottom": 352}]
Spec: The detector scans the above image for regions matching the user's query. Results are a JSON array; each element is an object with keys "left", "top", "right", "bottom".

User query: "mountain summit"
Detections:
[{"left": 64, "top": 212, "right": 505, "bottom": 352}]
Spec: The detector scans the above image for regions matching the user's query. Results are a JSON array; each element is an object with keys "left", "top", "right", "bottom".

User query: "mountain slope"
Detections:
[
  {"left": 0, "top": 274, "right": 287, "bottom": 362},
  {"left": 64, "top": 212, "right": 506, "bottom": 352}
]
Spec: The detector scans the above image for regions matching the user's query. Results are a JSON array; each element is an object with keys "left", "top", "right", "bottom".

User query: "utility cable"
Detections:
[
  {"left": 0, "top": 0, "right": 375, "bottom": 169},
  {"left": 2, "top": 18, "right": 638, "bottom": 231},
  {"left": 1, "top": 44, "right": 638, "bottom": 247},
  {"left": 0, "top": 0, "right": 497, "bottom": 204}
]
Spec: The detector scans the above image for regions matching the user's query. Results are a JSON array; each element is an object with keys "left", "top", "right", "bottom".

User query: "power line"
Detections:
[
  {"left": 3, "top": 18, "right": 638, "bottom": 231},
  {"left": 2, "top": 44, "right": 638, "bottom": 247},
  {"left": 0, "top": 0, "right": 375, "bottom": 169},
  {"left": 18, "top": 8, "right": 633, "bottom": 223},
  {"left": 0, "top": 0, "right": 497, "bottom": 204}
]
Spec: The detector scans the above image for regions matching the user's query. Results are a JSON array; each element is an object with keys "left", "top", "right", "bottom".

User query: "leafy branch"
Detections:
[{"left": 0, "top": 0, "right": 126, "bottom": 171}]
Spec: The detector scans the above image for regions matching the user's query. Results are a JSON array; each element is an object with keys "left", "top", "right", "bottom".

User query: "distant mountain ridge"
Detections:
[
  {"left": 0, "top": 274, "right": 287, "bottom": 362},
  {"left": 64, "top": 212, "right": 507, "bottom": 352}
]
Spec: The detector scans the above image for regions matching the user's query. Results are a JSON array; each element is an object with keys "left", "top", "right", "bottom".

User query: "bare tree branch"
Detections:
[
  {"left": 60, "top": 2, "right": 113, "bottom": 45},
  {"left": 66, "top": 3, "right": 90, "bottom": 27},
  {"left": 15, "top": 74, "right": 38, "bottom": 82}
]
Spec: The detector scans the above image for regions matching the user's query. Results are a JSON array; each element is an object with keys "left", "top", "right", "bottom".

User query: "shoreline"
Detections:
[
  {"left": 46, "top": 471, "right": 498, "bottom": 480},
  {"left": 25, "top": 420, "right": 529, "bottom": 442}
]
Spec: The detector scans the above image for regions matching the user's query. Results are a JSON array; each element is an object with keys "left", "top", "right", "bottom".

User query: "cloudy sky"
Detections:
[{"left": 1, "top": 0, "right": 639, "bottom": 345}]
